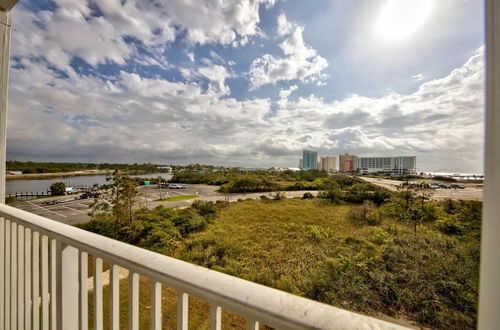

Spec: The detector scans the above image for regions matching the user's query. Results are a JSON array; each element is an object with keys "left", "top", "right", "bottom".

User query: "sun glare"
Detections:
[{"left": 375, "top": 0, "right": 433, "bottom": 41}]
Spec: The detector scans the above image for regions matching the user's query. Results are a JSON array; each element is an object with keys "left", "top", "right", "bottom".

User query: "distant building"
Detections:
[
  {"left": 298, "top": 159, "right": 303, "bottom": 169},
  {"left": 339, "top": 154, "right": 358, "bottom": 172},
  {"left": 6, "top": 171, "right": 22, "bottom": 176},
  {"left": 302, "top": 150, "right": 318, "bottom": 170},
  {"left": 357, "top": 156, "right": 416, "bottom": 175},
  {"left": 319, "top": 156, "right": 337, "bottom": 172},
  {"left": 157, "top": 166, "right": 172, "bottom": 172}
]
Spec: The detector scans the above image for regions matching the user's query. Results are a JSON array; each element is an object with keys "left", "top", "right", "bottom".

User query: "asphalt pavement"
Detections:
[{"left": 12, "top": 184, "right": 320, "bottom": 224}]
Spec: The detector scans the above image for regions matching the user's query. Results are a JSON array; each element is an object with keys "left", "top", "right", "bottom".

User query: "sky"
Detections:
[{"left": 6, "top": 0, "right": 485, "bottom": 172}]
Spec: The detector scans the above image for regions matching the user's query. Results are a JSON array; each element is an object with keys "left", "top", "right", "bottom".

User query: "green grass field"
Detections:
[
  {"left": 158, "top": 195, "right": 200, "bottom": 202},
  {"left": 171, "top": 198, "right": 479, "bottom": 329}
]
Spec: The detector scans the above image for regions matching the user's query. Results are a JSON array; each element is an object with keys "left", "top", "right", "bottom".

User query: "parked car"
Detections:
[
  {"left": 76, "top": 191, "right": 101, "bottom": 200},
  {"left": 43, "top": 200, "right": 61, "bottom": 205},
  {"left": 168, "top": 183, "right": 187, "bottom": 189}
]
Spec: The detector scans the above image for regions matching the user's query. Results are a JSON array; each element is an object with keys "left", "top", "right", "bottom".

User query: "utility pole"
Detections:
[
  {"left": 158, "top": 176, "right": 162, "bottom": 200},
  {"left": 0, "top": 1, "right": 19, "bottom": 203}
]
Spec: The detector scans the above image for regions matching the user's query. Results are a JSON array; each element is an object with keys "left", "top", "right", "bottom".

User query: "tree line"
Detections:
[{"left": 6, "top": 160, "right": 168, "bottom": 174}]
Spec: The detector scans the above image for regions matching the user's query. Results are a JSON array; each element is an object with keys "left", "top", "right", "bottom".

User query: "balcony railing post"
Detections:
[
  {"left": 0, "top": 216, "right": 4, "bottom": 328},
  {"left": 0, "top": 9, "right": 12, "bottom": 204},
  {"left": 57, "top": 243, "right": 79, "bottom": 330},
  {"left": 480, "top": 0, "right": 500, "bottom": 328}
]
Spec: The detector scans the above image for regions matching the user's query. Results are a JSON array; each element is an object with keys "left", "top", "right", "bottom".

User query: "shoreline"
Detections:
[
  {"left": 5, "top": 169, "right": 166, "bottom": 181},
  {"left": 6, "top": 170, "right": 112, "bottom": 181}
]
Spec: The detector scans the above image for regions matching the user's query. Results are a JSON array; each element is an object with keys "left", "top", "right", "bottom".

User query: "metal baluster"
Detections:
[
  {"left": 32, "top": 231, "right": 40, "bottom": 330},
  {"left": 247, "top": 318, "right": 259, "bottom": 330},
  {"left": 0, "top": 217, "right": 5, "bottom": 329},
  {"left": 79, "top": 251, "right": 88, "bottom": 330},
  {"left": 93, "top": 257, "right": 103, "bottom": 330},
  {"left": 41, "top": 235, "right": 49, "bottom": 330},
  {"left": 110, "top": 264, "right": 120, "bottom": 330},
  {"left": 177, "top": 292, "right": 188, "bottom": 330},
  {"left": 151, "top": 281, "right": 162, "bottom": 330},
  {"left": 11, "top": 221, "right": 17, "bottom": 329},
  {"left": 129, "top": 271, "right": 139, "bottom": 330},
  {"left": 210, "top": 304, "right": 222, "bottom": 330},
  {"left": 18, "top": 224, "right": 25, "bottom": 329},
  {"left": 50, "top": 238, "right": 57, "bottom": 330}
]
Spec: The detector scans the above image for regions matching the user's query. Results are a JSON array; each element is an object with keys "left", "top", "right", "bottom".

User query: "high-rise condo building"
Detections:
[
  {"left": 357, "top": 156, "right": 416, "bottom": 175},
  {"left": 302, "top": 150, "right": 318, "bottom": 170},
  {"left": 319, "top": 156, "right": 337, "bottom": 172},
  {"left": 339, "top": 154, "right": 358, "bottom": 172}
]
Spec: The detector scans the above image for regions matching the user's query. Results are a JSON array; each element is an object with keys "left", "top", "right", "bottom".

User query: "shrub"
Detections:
[
  {"left": 273, "top": 192, "right": 285, "bottom": 200},
  {"left": 172, "top": 209, "right": 208, "bottom": 236},
  {"left": 307, "top": 225, "right": 329, "bottom": 242},
  {"left": 369, "top": 227, "right": 390, "bottom": 245},
  {"left": 348, "top": 201, "right": 384, "bottom": 225},
  {"left": 302, "top": 192, "right": 314, "bottom": 199},
  {"left": 343, "top": 183, "right": 391, "bottom": 205},
  {"left": 435, "top": 215, "right": 465, "bottom": 235},
  {"left": 191, "top": 200, "right": 218, "bottom": 220},
  {"left": 433, "top": 175, "right": 457, "bottom": 182},
  {"left": 5, "top": 196, "right": 18, "bottom": 205},
  {"left": 50, "top": 181, "right": 66, "bottom": 196}
]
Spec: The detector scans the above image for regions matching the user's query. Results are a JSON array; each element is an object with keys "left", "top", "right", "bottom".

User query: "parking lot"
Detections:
[
  {"left": 360, "top": 177, "right": 483, "bottom": 200},
  {"left": 13, "top": 196, "right": 94, "bottom": 225},
  {"left": 12, "top": 184, "right": 320, "bottom": 223},
  {"left": 11, "top": 184, "right": 222, "bottom": 224}
]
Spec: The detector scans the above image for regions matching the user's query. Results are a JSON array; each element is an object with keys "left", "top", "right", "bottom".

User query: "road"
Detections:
[{"left": 359, "top": 177, "right": 483, "bottom": 201}]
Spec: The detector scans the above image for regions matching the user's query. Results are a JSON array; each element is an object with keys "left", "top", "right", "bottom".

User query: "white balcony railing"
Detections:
[{"left": 0, "top": 203, "right": 410, "bottom": 330}]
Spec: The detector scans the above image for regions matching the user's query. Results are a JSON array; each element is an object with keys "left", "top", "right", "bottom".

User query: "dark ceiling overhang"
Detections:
[{"left": 0, "top": 0, "right": 20, "bottom": 12}]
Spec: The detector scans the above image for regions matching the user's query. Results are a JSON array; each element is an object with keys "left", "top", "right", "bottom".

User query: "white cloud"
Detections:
[
  {"left": 277, "top": 85, "right": 298, "bottom": 108},
  {"left": 198, "top": 65, "right": 231, "bottom": 95},
  {"left": 248, "top": 14, "right": 329, "bottom": 89},
  {"left": 181, "top": 64, "right": 231, "bottom": 95},
  {"left": 154, "top": 0, "right": 275, "bottom": 45},
  {"left": 279, "top": 85, "right": 298, "bottom": 99},
  {"left": 210, "top": 50, "right": 226, "bottom": 64},
  {"left": 412, "top": 73, "right": 425, "bottom": 81},
  {"left": 12, "top": 0, "right": 275, "bottom": 71},
  {"left": 186, "top": 51, "right": 195, "bottom": 62},
  {"left": 277, "top": 13, "right": 293, "bottom": 36}
]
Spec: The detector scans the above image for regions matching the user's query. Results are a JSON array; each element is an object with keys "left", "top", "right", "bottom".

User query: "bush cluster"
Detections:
[
  {"left": 78, "top": 201, "right": 219, "bottom": 254},
  {"left": 307, "top": 230, "right": 479, "bottom": 329}
]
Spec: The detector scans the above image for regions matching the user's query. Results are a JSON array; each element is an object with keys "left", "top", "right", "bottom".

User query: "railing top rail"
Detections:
[{"left": 0, "top": 203, "right": 409, "bottom": 330}]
